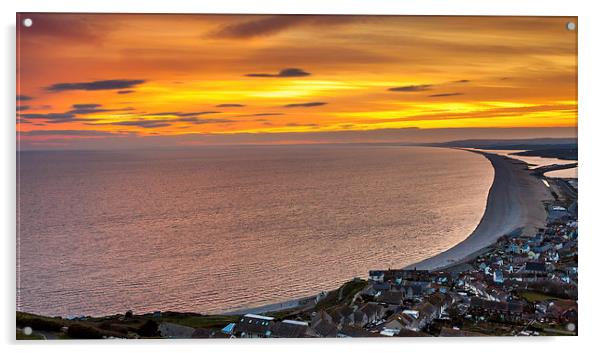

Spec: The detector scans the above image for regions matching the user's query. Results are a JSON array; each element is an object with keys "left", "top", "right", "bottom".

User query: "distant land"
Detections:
[{"left": 427, "top": 138, "right": 577, "bottom": 161}]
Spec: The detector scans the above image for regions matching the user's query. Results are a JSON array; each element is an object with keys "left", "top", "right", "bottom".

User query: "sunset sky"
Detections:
[{"left": 16, "top": 14, "right": 577, "bottom": 149}]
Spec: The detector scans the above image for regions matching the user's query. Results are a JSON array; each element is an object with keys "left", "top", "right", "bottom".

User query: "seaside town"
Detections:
[{"left": 16, "top": 155, "right": 577, "bottom": 339}]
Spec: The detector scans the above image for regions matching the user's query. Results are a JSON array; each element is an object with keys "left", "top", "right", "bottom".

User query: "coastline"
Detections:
[
  {"left": 406, "top": 149, "right": 552, "bottom": 270},
  {"left": 219, "top": 148, "right": 553, "bottom": 315}
]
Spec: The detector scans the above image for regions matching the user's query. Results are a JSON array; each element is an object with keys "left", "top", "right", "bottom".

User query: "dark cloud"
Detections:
[
  {"left": 72, "top": 104, "right": 102, "bottom": 109},
  {"left": 18, "top": 104, "right": 132, "bottom": 124},
  {"left": 19, "top": 112, "right": 79, "bottom": 124},
  {"left": 428, "top": 92, "right": 464, "bottom": 98},
  {"left": 175, "top": 117, "right": 236, "bottom": 125},
  {"left": 246, "top": 68, "right": 310, "bottom": 78},
  {"left": 46, "top": 79, "right": 146, "bottom": 92},
  {"left": 215, "top": 103, "right": 246, "bottom": 107},
  {"left": 68, "top": 104, "right": 133, "bottom": 115},
  {"left": 143, "top": 111, "right": 221, "bottom": 117},
  {"left": 214, "top": 16, "right": 306, "bottom": 39},
  {"left": 453, "top": 79, "right": 471, "bottom": 83},
  {"left": 111, "top": 120, "right": 171, "bottom": 129},
  {"left": 286, "top": 123, "right": 319, "bottom": 127},
  {"left": 182, "top": 111, "right": 221, "bottom": 116},
  {"left": 282, "top": 102, "right": 327, "bottom": 108},
  {"left": 212, "top": 15, "right": 358, "bottom": 39},
  {"left": 235, "top": 113, "right": 284, "bottom": 118},
  {"left": 388, "top": 84, "right": 433, "bottom": 92},
  {"left": 117, "top": 90, "right": 135, "bottom": 94},
  {"left": 91, "top": 116, "right": 235, "bottom": 129},
  {"left": 17, "top": 105, "right": 30, "bottom": 112},
  {"left": 16, "top": 95, "right": 33, "bottom": 101},
  {"left": 19, "top": 130, "right": 126, "bottom": 137}
]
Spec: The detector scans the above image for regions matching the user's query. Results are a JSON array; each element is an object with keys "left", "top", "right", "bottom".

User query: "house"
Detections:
[
  {"left": 371, "top": 282, "right": 392, "bottom": 294},
  {"left": 332, "top": 305, "right": 355, "bottom": 326},
  {"left": 337, "top": 325, "right": 380, "bottom": 338},
  {"left": 358, "top": 303, "right": 386, "bottom": 324},
  {"left": 548, "top": 205, "right": 570, "bottom": 222},
  {"left": 270, "top": 320, "right": 309, "bottom": 338},
  {"left": 520, "top": 244, "right": 531, "bottom": 254},
  {"left": 523, "top": 262, "right": 547, "bottom": 274},
  {"left": 368, "top": 270, "right": 385, "bottom": 283},
  {"left": 378, "top": 291, "right": 404, "bottom": 307},
  {"left": 221, "top": 323, "right": 236, "bottom": 336},
  {"left": 402, "top": 283, "right": 427, "bottom": 299},
  {"left": 426, "top": 292, "right": 452, "bottom": 316},
  {"left": 310, "top": 311, "right": 338, "bottom": 338},
  {"left": 353, "top": 311, "right": 369, "bottom": 327},
  {"left": 391, "top": 269, "right": 431, "bottom": 282},
  {"left": 527, "top": 251, "right": 540, "bottom": 260},
  {"left": 235, "top": 314, "right": 275, "bottom": 338},
  {"left": 414, "top": 302, "right": 438, "bottom": 330},
  {"left": 469, "top": 298, "right": 524, "bottom": 321},
  {"left": 493, "top": 269, "right": 504, "bottom": 284}
]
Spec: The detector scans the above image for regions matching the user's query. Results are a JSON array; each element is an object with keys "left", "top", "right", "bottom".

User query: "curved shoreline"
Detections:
[
  {"left": 406, "top": 149, "right": 551, "bottom": 270},
  {"left": 222, "top": 148, "right": 553, "bottom": 315}
]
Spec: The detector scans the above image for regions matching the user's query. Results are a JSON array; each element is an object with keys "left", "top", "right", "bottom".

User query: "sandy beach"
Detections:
[{"left": 407, "top": 149, "right": 552, "bottom": 270}]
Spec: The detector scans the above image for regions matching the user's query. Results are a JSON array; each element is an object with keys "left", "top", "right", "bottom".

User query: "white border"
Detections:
[{"left": 2, "top": 1, "right": 600, "bottom": 352}]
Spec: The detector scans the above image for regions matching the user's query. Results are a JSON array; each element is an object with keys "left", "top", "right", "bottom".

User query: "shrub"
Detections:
[
  {"left": 16, "top": 313, "right": 63, "bottom": 332},
  {"left": 67, "top": 324, "right": 104, "bottom": 339},
  {"left": 137, "top": 319, "right": 159, "bottom": 337}
]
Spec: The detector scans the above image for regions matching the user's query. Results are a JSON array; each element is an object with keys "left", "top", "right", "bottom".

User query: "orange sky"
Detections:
[{"left": 16, "top": 14, "right": 577, "bottom": 149}]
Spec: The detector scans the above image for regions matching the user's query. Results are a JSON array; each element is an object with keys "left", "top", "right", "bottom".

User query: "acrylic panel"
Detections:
[{"left": 16, "top": 14, "right": 578, "bottom": 339}]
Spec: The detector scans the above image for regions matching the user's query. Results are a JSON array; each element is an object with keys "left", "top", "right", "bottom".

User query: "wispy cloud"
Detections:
[
  {"left": 16, "top": 95, "right": 33, "bottom": 101},
  {"left": 19, "top": 129, "right": 130, "bottom": 137},
  {"left": 111, "top": 120, "right": 171, "bottom": 128},
  {"left": 19, "top": 104, "right": 133, "bottom": 124},
  {"left": 388, "top": 84, "right": 433, "bottom": 92},
  {"left": 246, "top": 68, "right": 310, "bottom": 78},
  {"left": 174, "top": 117, "right": 236, "bottom": 125},
  {"left": 142, "top": 111, "right": 221, "bottom": 117},
  {"left": 212, "top": 15, "right": 356, "bottom": 39},
  {"left": 46, "top": 79, "right": 146, "bottom": 92},
  {"left": 428, "top": 92, "right": 464, "bottom": 98},
  {"left": 19, "top": 112, "right": 84, "bottom": 124},
  {"left": 235, "top": 113, "right": 284, "bottom": 117},
  {"left": 282, "top": 102, "right": 327, "bottom": 108}
]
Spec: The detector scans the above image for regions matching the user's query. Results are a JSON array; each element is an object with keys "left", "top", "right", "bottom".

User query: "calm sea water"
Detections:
[{"left": 17, "top": 146, "right": 493, "bottom": 317}]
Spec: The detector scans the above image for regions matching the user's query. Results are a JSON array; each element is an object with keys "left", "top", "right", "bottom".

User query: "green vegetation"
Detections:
[
  {"left": 315, "top": 279, "right": 367, "bottom": 311},
  {"left": 519, "top": 291, "right": 564, "bottom": 303},
  {"left": 159, "top": 312, "right": 238, "bottom": 329},
  {"left": 137, "top": 319, "right": 160, "bottom": 337},
  {"left": 16, "top": 312, "right": 65, "bottom": 332},
  {"left": 67, "top": 324, "right": 104, "bottom": 339}
]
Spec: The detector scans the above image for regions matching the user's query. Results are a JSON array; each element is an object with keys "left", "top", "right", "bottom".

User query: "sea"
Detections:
[{"left": 17, "top": 145, "right": 493, "bottom": 317}]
